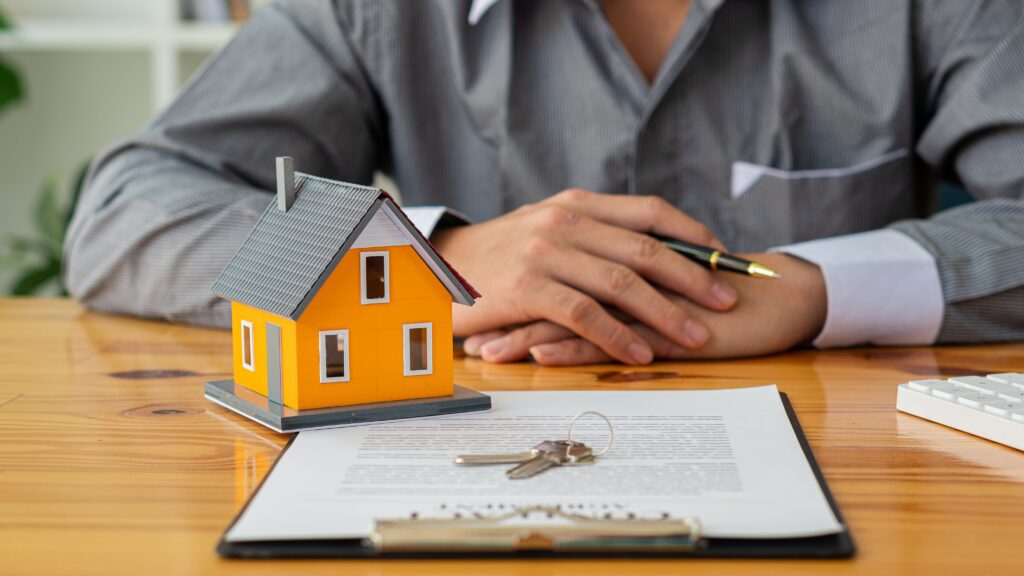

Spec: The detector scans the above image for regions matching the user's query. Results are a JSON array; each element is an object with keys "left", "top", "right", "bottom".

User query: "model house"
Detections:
[{"left": 211, "top": 157, "right": 479, "bottom": 411}]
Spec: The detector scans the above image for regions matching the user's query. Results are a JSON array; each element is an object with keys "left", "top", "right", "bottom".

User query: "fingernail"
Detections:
[
  {"left": 480, "top": 337, "right": 509, "bottom": 360},
  {"left": 684, "top": 319, "right": 709, "bottom": 348},
  {"left": 711, "top": 281, "right": 737, "bottom": 308},
  {"left": 628, "top": 342, "right": 653, "bottom": 365},
  {"left": 463, "top": 336, "right": 483, "bottom": 356},
  {"left": 529, "top": 344, "right": 559, "bottom": 362}
]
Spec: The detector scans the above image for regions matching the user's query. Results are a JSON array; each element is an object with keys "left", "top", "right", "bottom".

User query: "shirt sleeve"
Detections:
[
  {"left": 63, "top": 0, "right": 382, "bottom": 328},
  {"left": 773, "top": 230, "right": 944, "bottom": 348},
  {"left": 893, "top": 2, "right": 1024, "bottom": 344},
  {"left": 778, "top": 3, "right": 1024, "bottom": 347},
  {"left": 401, "top": 206, "right": 473, "bottom": 238}
]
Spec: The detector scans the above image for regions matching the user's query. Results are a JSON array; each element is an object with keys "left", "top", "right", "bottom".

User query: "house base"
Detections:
[{"left": 204, "top": 379, "right": 491, "bottom": 433}]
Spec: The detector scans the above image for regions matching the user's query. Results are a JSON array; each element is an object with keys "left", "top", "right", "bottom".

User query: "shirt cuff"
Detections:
[
  {"left": 771, "top": 229, "right": 944, "bottom": 348},
  {"left": 401, "top": 206, "right": 472, "bottom": 238}
]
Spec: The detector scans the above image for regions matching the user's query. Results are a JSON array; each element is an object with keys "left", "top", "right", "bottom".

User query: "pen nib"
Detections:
[{"left": 747, "top": 263, "right": 781, "bottom": 280}]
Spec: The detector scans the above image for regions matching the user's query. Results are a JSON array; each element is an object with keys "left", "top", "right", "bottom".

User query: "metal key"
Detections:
[
  {"left": 506, "top": 440, "right": 593, "bottom": 480},
  {"left": 453, "top": 412, "right": 612, "bottom": 479},
  {"left": 454, "top": 440, "right": 568, "bottom": 466}
]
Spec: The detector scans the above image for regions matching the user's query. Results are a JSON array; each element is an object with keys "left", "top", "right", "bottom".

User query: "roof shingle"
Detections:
[{"left": 212, "top": 173, "right": 476, "bottom": 319}]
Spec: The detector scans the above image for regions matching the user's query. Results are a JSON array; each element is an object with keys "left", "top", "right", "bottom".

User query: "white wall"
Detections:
[{"left": 0, "top": 0, "right": 220, "bottom": 293}]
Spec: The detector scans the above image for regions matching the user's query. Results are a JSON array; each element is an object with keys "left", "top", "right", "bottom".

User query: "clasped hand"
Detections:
[{"left": 432, "top": 189, "right": 826, "bottom": 365}]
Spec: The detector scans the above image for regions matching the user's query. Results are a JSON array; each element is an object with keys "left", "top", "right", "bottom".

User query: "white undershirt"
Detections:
[{"left": 773, "top": 229, "right": 944, "bottom": 347}]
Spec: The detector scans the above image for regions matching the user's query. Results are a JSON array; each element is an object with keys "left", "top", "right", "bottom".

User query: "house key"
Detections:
[
  {"left": 505, "top": 440, "right": 594, "bottom": 479},
  {"left": 453, "top": 440, "right": 564, "bottom": 466},
  {"left": 453, "top": 411, "right": 614, "bottom": 479}
]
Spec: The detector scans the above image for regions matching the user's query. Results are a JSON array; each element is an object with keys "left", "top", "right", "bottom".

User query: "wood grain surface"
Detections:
[{"left": 1, "top": 298, "right": 1023, "bottom": 575}]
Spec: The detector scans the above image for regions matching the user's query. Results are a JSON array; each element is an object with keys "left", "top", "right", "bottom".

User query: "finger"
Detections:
[
  {"left": 542, "top": 248, "right": 710, "bottom": 349},
  {"left": 531, "top": 280, "right": 654, "bottom": 365},
  {"left": 531, "top": 323, "right": 694, "bottom": 366},
  {"left": 563, "top": 215, "right": 737, "bottom": 311},
  {"left": 629, "top": 323, "right": 693, "bottom": 358},
  {"left": 479, "top": 321, "right": 575, "bottom": 363},
  {"left": 545, "top": 188, "right": 727, "bottom": 251},
  {"left": 530, "top": 338, "right": 613, "bottom": 366},
  {"left": 463, "top": 330, "right": 509, "bottom": 357}
]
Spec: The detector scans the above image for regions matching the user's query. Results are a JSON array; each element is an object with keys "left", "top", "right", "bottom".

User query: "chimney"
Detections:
[{"left": 276, "top": 156, "right": 295, "bottom": 212}]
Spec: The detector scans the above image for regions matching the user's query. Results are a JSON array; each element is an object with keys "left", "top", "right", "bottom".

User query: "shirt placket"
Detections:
[{"left": 624, "top": 0, "right": 723, "bottom": 198}]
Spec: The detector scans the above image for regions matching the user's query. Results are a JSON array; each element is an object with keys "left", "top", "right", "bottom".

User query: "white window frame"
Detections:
[
  {"left": 240, "top": 320, "right": 255, "bottom": 372},
  {"left": 360, "top": 251, "right": 390, "bottom": 304},
  {"left": 403, "top": 322, "right": 433, "bottom": 376},
  {"left": 319, "top": 329, "right": 351, "bottom": 383}
]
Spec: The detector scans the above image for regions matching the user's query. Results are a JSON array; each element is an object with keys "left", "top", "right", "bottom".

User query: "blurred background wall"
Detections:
[{"left": 0, "top": 0, "right": 260, "bottom": 295}]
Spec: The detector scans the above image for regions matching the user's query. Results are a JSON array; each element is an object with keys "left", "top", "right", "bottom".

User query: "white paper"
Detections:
[{"left": 226, "top": 386, "right": 842, "bottom": 541}]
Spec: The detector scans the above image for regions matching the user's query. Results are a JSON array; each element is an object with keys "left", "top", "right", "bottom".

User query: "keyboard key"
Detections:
[
  {"left": 997, "top": 390, "right": 1024, "bottom": 403},
  {"left": 950, "top": 375, "right": 993, "bottom": 389},
  {"left": 956, "top": 394, "right": 988, "bottom": 409},
  {"left": 949, "top": 376, "right": 1012, "bottom": 395},
  {"left": 988, "top": 373, "right": 1024, "bottom": 390},
  {"left": 908, "top": 379, "right": 949, "bottom": 393},
  {"left": 983, "top": 399, "right": 1013, "bottom": 416},
  {"left": 1012, "top": 411, "right": 1024, "bottom": 423},
  {"left": 930, "top": 385, "right": 958, "bottom": 400}
]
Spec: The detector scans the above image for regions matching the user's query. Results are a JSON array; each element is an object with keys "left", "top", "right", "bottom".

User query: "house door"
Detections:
[{"left": 266, "top": 322, "right": 283, "bottom": 405}]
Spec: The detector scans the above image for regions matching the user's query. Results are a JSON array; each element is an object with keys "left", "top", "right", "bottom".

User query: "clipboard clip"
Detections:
[{"left": 370, "top": 505, "right": 703, "bottom": 553}]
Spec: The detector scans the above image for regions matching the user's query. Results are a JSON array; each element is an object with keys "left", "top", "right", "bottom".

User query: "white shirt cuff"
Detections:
[
  {"left": 401, "top": 206, "right": 472, "bottom": 238},
  {"left": 772, "top": 229, "right": 944, "bottom": 348}
]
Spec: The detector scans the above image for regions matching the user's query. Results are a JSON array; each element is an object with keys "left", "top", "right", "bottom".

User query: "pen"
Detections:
[{"left": 654, "top": 235, "right": 781, "bottom": 279}]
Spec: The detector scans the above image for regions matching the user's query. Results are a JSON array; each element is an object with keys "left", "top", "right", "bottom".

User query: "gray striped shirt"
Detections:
[{"left": 65, "top": 0, "right": 1024, "bottom": 343}]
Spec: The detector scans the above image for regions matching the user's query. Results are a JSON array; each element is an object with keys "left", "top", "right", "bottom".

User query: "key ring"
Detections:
[{"left": 566, "top": 411, "right": 614, "bottom": 457}]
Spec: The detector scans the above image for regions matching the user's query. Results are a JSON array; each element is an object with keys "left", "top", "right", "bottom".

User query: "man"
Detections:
[{"left": 65, "top": 0, "right": 1024, "bottom": 366}]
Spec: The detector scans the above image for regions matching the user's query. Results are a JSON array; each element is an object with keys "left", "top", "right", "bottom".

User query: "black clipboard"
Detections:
[{"left": 217, "top": 392, "right": 855, "bottom": 559}]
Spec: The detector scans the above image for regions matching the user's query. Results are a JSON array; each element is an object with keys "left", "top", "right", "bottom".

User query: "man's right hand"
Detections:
[{"left": 431, "top": 188, "right": 739, "bottom": 365}]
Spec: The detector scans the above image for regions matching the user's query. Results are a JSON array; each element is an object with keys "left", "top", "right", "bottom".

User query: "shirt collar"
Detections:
[
  {"left": 468, "top": 0, "right": 501, "bottom": 25},
  {"left": 468, "top": 0, "right": 725, "bottom": 26}
]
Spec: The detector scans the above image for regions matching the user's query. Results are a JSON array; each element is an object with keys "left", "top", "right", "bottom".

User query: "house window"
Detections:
[
  {"left": 319, "top": 330, "right": 350, "bottom": 383},
  {"left": 241, "top": 320, "right": 255, "bottom": 372},
  {"left": 360, "top": 251, "right": 390, "bottom": 304},
  {"left": 403, "top": 323, "right": 432, "bottom": 376}
]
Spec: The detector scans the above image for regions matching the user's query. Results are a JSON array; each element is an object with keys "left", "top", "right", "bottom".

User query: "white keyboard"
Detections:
[{"left": 896, "top": 373, "right": 1024, "bottom": 451}]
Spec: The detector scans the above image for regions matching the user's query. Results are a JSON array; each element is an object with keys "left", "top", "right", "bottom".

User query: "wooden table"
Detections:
[{"left": 2, "top": 298, "right": 1023, "bottom": 575}]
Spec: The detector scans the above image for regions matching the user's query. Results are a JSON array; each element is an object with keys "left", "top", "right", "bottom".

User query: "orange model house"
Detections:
[{"left": 210, "top": 157, "right": 480, "bottom": 414}]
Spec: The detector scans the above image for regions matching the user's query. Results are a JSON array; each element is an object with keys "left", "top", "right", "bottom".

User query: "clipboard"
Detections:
[{"left": 216, "top": 393, "right": 855, "bottom": 559}]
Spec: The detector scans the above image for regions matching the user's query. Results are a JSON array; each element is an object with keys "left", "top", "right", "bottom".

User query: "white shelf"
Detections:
[
  {"left": 0, "top": 20, "right": 237, "bottom": 52},
  {"left": 0, "top": 0, "right": 247, "bottom": 112},
  {"left": 175, "top": 22, "right": 240, "bottom": 51}
]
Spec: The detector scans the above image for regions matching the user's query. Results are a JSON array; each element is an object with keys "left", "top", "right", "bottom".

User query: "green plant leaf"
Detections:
[
  {"left": 3, "top": 236, "right": 55, "bottom": 259},
  {"left": 0, "top": 7, "right": 24, "bottom": 114},
  {"left": 0, "top": 243, "right": 29, "bottom": 267},
  {"left": 9, "top": 261, "right": 61, "bottom": 296},
  {"left": 2, "top": 156, "right": 94, "bottom": 295},
  {"left": 0, "top": 60, "right": 24, "bottom": 114},
  {"left": 63, "top": 159, "right": 92, "bottom": 238},
  {"left": 34, "top": 177, "right": 66, "bottom": 243}
]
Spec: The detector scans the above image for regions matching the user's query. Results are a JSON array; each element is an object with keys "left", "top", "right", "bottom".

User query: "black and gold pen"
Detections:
[{"left": 654, "top": 235, "right": 781, "bottom": 279}]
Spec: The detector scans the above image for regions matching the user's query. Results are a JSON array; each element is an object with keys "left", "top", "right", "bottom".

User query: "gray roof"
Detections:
[{"left": 212, "top": 173, "right": 477, "bottom": 319}]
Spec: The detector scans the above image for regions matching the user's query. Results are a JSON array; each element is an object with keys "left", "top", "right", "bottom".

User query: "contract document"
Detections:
[{"left": 225, "top": 385, "right": 843, "bottom": 543}]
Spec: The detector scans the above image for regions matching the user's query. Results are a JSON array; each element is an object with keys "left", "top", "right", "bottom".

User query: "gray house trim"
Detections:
[{"left": 380, "top": 200, "right": 477, "bottom": 306}]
